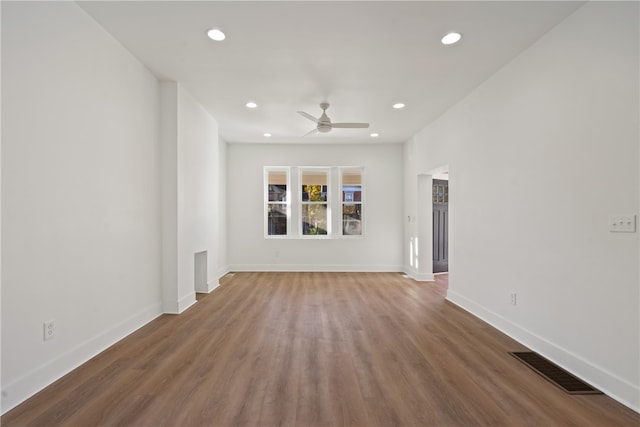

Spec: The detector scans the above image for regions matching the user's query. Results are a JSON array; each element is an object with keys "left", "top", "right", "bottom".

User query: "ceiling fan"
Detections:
[{"left": 298, "top": 102, "right": 369, "bottom": 136}]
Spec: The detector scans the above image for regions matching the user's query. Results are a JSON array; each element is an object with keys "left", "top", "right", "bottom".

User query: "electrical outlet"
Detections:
[
  {"left": 43, "top": 320, "right": 55, "bottom": 341},
  {"left": 510, "top": 292, "right": 517, "bottom": 306}
]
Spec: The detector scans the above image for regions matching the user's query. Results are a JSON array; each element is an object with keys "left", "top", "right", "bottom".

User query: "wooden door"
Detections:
[{"left": 432, "top": 179, "right": 448, "bottom": 273}]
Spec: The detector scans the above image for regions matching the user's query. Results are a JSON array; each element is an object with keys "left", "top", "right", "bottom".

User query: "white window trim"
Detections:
[
  {"left": 264, "top": 166, "right": 291, "bottom": 239},
  {"left": 339, "top": 167, "right": 365, "bottom": 239},
  {"left": 264, "top": 166, "right": 364, "bottom": 239},
  {"left": 298, "top": 167, "right": 332, "bottom": 238}
]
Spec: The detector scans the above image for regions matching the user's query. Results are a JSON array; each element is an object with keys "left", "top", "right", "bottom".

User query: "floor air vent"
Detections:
[{"left": 509, "top": 352, "right": 602, "bottom": 395}]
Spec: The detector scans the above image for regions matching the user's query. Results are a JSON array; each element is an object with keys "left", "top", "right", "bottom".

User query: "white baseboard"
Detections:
[
  {"left": 402, "top": 266, "right": 436, "bottom": 282},
  {"left": 404, "top": 272, "right": 435, "bottom": 282},
  {"left": 1, "top": 301, "right": 163, "bottom": 415},
  {"left": 228, "top": 264, "right": 404, "bottom": 273},
  {"left": 163, "top": 292, "right": 196, "bottom": 314},
  {"left": 446, "top": 290, "right": 640, "bottom": 413},
  {"left": 177, "top": 292, "right": 197, "bottom": 313},
  {"left": 206, "top": 281, "right": 221, "bottom": 293}
]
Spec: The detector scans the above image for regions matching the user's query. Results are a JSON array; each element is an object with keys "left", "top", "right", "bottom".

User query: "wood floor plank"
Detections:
[{"left": 3, "top": 272, "right": 639, "bottom": 426}]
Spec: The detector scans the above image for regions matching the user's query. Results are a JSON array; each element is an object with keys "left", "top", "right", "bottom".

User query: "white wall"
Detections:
[
  {"left": 218, "top": 138, "right": 228, "bottom": 277},
  {"left": 1, "top": 2, "right": 4, "bottom": 412},
  {"left": 160, "top": 82, "right": 180, "bottom": 312},
  {"left": 160, "top": 82, "right": 223, "bottom": 313},
  {"left": 177, "top": 84, "right": 223, "bottom": 300},
  {"left": 227, "top": 143, "right": 404, "bottom": 271},
  {"left": 405, "top": 2, "right": 639, "bottom": 410},
  {"left": 1, "top": 3, "right": 229, "bottom": 411},
  {"left": 1, "top": 1, "right": 163, "bottom": 413}
]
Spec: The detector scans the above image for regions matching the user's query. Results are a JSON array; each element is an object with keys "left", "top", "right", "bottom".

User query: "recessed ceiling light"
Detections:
[
  {"left": 206, "top": 28, "right": 226, "bottom": 41},
  {"left": 370, "top": 133, "right": 379, "bottom": 138},
  {"left": 245, "top": 101, "right": 258, "bottom": 109},
  {"left": 441, "top": 32, "right": 462, "bottom": 45},
  {"left": 263, "top": 133, "right": 272, "bottom": 138},
  {"left": 392, "top": 103, "right": 405, "bottom": 109}
]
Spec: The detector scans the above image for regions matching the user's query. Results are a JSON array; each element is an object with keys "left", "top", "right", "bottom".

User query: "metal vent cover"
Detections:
[{"left": 510, "top": 352, "right": 603, "bottom": 395}]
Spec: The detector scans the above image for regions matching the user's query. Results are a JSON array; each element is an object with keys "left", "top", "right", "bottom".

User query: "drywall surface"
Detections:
[
  {"left": 218, "top": 138, "right": 228, "bottom": 277},
  {"left": 1, "top": 1, "right": 163, "bottom": 413},
  {"left": 405, "top": 2, "right": 639, "bottom": 410},
  {"left": 227, "top": 143, "right": 404, "bottom": 271},
  {"left": 161, "top": 82, "right": 223, "bottom": 313},
  {"left": 160, "top": 82, "right": 180, "bottom": 312},
  {"left": 177, "top": 85, "right": 222, "bottom": 298}
]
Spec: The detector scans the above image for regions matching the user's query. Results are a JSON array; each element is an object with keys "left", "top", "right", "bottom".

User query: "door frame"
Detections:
[
  {"left": 413, "top": 174, "right": 434, "bottom": 281},
  {"left": 412, "top": 165, "right": 449, "bottom": 281},
  {"left": 432, "top": 178, "right": 449, "bottom": 274}
]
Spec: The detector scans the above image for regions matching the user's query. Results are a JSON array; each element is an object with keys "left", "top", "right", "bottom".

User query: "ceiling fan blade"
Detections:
[
  {"left": 331, "top": 122, "right": 370, "bottom": 129},
  {"left": 297, "top": 111, "right": 319, "bottom": 123},
  {"left": 303, "top": 128, "right": 318, "bottom": 137}
]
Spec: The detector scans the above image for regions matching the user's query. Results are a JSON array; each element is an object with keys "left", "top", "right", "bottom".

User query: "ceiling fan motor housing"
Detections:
[
  {"left": 298, "top": 102, "right": 369, "bottom": 135},
  {"left": 318, "top": 104, "right": 332, "bottom": 132}
]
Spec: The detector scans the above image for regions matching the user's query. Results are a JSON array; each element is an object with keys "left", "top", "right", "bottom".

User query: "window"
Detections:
[
  {"left": 265, "top": 168, "right": 289, "bottom": 236},
  {"left": 432, "top": 182, "right": 448, "bottom": 204},
  {"left": 341, "top": 168, "right": 363, "bottom": 236},
  {"left": 264, "top": 166, "right": 363, "bottom": 239},
  {"left": 300, "top": 169, "right": 329, "bottom": 236}
]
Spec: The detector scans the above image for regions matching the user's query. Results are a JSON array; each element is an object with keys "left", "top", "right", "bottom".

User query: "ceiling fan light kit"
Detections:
[{"left": 297, "top": 102, "right": 370, "bottom": 136}]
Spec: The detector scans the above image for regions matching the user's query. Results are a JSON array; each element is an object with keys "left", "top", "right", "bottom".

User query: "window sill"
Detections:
[{"left": 265, "top": 235, "right": 364, "bottom": 240}]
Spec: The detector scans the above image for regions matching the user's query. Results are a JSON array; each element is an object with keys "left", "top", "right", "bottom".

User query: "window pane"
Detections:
[
  {"left": 265, "top": 168, "right": 289, "bottom": 237},
  {"left": 268, "top": 184, "right": 287, "bottom": 202},
  {"left": 268, "top": 171, "right": 287, "bottom": 202},
  {"left": 342, "top": 185, "right": 361, "bottom": 202},
  {"left": 342, "top": 169, "right": 362, "bottom": 202},
  {"left": 343, "top": 203, "right": 362, "bottom": 235},
  {"left": 267, "top": 204, "right": 287, "bottom": 235},
  {"left": 301, "top": 204, "right": 328, "bottom": 235},
  {"left": 342, "top": 169, "right": 363, "bottom": 236},
  {"left": 302, "top": 185, "right": 327, "bottom": 202},
  {"left": 342, "top": 170, "right": 361, "bottom": 185},
  {"left": 302, "top": 170, "right": 328, "bottom": 185},
  {"left": 268, "top": 171, "right": 287, "bottom": 184},
  {"left": 302, "top": 171, "right": 328, "bottom": 202}
]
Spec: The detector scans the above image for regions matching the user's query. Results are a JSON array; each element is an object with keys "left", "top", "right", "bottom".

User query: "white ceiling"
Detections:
[{"left": 77, "top": 1, "right": 584, "bottom": 144}]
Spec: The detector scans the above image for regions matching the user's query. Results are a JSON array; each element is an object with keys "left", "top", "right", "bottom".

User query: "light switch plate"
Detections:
[{"left": 609, "top": 214, "right": 636, "bottom": 232}]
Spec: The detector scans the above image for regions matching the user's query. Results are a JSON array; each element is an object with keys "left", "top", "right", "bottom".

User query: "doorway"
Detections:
[{"left": 432, "top": 179, "right": 448, "bottom": 273}]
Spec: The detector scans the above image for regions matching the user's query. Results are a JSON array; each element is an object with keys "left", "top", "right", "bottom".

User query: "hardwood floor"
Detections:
[{"left": 3, "top": 272, "right": 639, "bottom": 426}]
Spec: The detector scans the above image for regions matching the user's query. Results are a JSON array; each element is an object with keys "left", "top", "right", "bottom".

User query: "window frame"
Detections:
[
  {"left": 299, "top": 167, "right": 331, "bottom": 238},
  {"left": 264, "top": 167, "right": 291, "bottom": 239},
  {"left": 339, "top": 167, "right": 365, "bottom": 238},
  {"left": 263, "top": 166, "right": 365, "bottom": 239}
]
